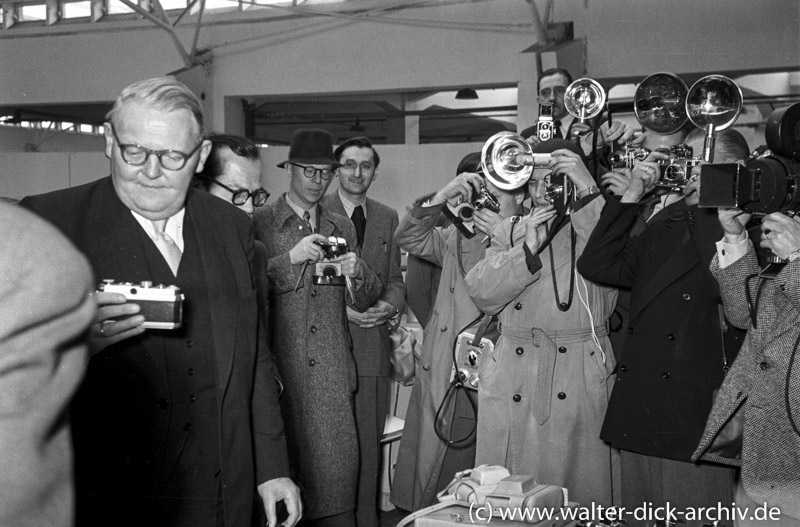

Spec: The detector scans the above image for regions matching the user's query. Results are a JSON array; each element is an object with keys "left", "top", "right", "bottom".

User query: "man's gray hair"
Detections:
[{"left": 106, "top": 77, "right": 205, "bottom": 139}]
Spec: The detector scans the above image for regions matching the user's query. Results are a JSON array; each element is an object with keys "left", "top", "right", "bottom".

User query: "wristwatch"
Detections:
[{"left": 576, "top": 185, "right": 600, "bottom": 199}]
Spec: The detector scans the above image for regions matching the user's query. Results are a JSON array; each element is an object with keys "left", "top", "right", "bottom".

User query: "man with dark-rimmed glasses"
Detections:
[
  {"left": 20, "top": 77, "right": 299, "bottom": 527},
  {"left": 253, "top": 128, "right": 382, "bottom": 527},
  {"left": 196, "top": 133, "right": 269, "bottom": 217}
]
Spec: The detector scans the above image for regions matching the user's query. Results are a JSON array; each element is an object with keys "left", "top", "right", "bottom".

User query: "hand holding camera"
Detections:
[
  {"left": 430, "top": 172, "right": 484, "bottom": 208},
  {"left": 89, "top": 291, "right": 146, "bottom": 355},
  {"left": 550, "top": 148, "right": 595, "bottom": 191},
  {"left": 718, "top": 208, "right": 751, "bottom": 242},
  {"left": 601, "top": 168, "right": 634, "bottom": 197},
  {"left": 759, "top": 212, "right": 800, "bottom": 261},
  {"left": 623, "top": 151, "right": 668, "bottom": 202},
  {"left": 289, "top": 233, "right": 329, "bottom": 265}
]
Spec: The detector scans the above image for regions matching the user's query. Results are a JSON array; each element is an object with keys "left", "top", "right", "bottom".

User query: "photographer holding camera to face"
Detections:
[
  {"left": 391, "top": 153, "right": 526, "bottom": 512},
  {"left": 690, "top": 107, "right": 800, "bottom": 525},
  {"left": 578, "top": 128, "right": 750, "bottom": 526},
  {"left": 463, "top": 138, "right": 619, "bottom": 509}
]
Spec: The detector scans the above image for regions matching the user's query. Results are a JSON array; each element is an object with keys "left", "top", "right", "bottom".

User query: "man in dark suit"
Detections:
[
  {"left": 321, "top": 136, "right": 406, "bottom": 527},
  {"left": 577, "top": 128, "right": 750, "bottom": 525},
  {"left": 21, "top": 77, "right": 297, "bottom": 527},
  {"left": 253, "top": 129, "right": 382, "bottom": 527},
  {"left": 0, "top": 202, "right": 95, "bottom": 527}
]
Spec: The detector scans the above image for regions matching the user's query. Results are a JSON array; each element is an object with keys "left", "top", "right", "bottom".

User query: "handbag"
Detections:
[{"left": 389, "top": 324, "right": 418, "bottom": 386}]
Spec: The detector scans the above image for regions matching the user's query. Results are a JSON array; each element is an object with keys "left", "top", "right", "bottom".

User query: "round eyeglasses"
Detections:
[
  {"left": 338, "top": 161, "right": 375, "bottom": 173},
  {"left": 110, "top": 123, "right": 203, "bottom": 171},
  {"left": 208, "top": 178, "right": 269, "bottom": 207},
  {"left": 291, "top": 163, "right": 333, "bottom": 181}
]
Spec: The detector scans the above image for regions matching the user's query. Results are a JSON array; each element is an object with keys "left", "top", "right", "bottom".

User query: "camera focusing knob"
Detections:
[{"left": 140, "top": 281, "right": 153, "bottom": 288}]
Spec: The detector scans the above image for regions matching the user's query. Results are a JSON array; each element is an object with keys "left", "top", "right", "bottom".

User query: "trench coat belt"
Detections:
[{"left": 498, "top": 323, "right": 609, "bottom": 425}]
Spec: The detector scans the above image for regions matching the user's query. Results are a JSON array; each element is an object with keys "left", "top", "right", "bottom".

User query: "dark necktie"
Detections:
[
  {"left": 554, "top": 119, "right": 564, "bottom": 139},
  {"left": 303, "top": 210, "right": 314, "bottom": 233},
  {"left": 351, "top": 205, "right": 366, "bottom": 249}
]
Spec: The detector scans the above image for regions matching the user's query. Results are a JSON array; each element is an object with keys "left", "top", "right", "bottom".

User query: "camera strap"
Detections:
[{"left": 544, "top": 217, "right": 576, "bottom": 312}]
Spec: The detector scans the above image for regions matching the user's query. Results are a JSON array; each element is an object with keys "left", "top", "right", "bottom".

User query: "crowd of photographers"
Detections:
[
  {"left": 392, "top": 68, "right": 800, "bottom": 527},
  {"left": 4, "top": 69, "right": 800, "bottom": 527}
]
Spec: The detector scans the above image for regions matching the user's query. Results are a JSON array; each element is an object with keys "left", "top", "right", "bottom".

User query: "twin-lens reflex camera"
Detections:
[{"left": 98, "top": 279, "right": 184, "bottom": 330}]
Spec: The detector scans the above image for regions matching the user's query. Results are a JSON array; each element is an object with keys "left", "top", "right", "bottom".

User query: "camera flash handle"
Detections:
[{"left": 703, "top": 122, "right": 717, "bottom": 163}]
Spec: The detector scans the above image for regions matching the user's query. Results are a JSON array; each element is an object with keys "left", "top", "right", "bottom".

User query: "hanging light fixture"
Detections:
[{"left": 455, "top": 88, "right": 479, "bottom": 100}]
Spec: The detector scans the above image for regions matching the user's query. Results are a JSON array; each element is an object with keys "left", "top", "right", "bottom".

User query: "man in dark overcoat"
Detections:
[
  {"left": 253, "top": 129, "right": 382, "bottom": 527},
  {"left": 577, "top": 128, "right": 750, "bottom": 525}
]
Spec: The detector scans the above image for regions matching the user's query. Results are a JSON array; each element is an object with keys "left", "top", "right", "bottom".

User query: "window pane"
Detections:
[
  {"left": 63, "top": 1, "right": 92, "bottom": 18},
  {"left": 160, "top": 0, "right": 187, "bottom": 10},
  {"left": 107, "top": 0, "right": 134, "bottom": 14},
  {"left": 19, "top": 4, "right": 47, "bottom": 21}
]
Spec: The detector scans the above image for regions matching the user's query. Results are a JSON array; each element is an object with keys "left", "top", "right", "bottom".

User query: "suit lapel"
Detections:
[
  {"left": 186, "top": 192, "right": 239, "bottom": 400},
  {"left": 630, "top": 228, "right": 697, "bottom": 324}
]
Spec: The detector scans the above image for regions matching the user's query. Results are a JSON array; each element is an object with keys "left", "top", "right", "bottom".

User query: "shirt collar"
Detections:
[{"left": 131, "top": 208, "right": 186, "bottom": 251}]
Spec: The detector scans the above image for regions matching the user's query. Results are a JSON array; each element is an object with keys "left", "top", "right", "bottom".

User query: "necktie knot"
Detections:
[
  {"left": 303, "top": 210, "right": 314, "bottom": 233},
  {"left": 151, "top": 220, "right": 182, "bottom": 276}
]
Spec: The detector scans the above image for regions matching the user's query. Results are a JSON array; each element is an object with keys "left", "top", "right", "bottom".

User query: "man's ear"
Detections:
[
  {"left": 103, "top": 122, "right": 114, "bottom": 160},
  {"left": 194, "top": 139, "right": 213, "bottom": 174}
]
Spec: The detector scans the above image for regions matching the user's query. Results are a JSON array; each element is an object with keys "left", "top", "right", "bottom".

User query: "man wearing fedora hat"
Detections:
[{"left": 253, "top": 128, "right": 382, "bottom": 527}]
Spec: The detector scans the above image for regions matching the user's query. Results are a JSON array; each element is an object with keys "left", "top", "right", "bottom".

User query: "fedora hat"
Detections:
[{"left": 278, "top": 128, "right": 342, "bottom": 169}]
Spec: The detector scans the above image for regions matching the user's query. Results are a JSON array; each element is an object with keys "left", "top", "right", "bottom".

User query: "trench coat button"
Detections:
[
  {"left": 187, "top": 368, "right": 195, "bottom": 376},
  {"left": 515, "top": 347, "right": 524, "bottom": 355},
  {"left": 185, "top": 340, "right": 193, "bottom": 348},
  {"left": 557, "top": 392, "right": 566, "bottom": 400},
  {"left": 627, "top": 327, "right": 634, "bottom": 334},
  {"left": 422, "top": 365, "right": 430, "bottom": 371},
  {"left": 157, "top": 398, "right": 169, "bottom": 409},
  {"left": 183, "top": 423, "right": 192, "bottom": 431},
  {"left": 189, "top": 395, "right": 196, "bottom": 403},
  {"left": 514, "top": 302, "right": 522, "bottom": 310},
  {"left": 667, "top": 333, "right": 675, "bottom": 341},
  {"left": 309, "top": 359, "right": 316, "bottom": 367},
  {"left": 311, "top": 290, "right": 317, "bottom": 297},
  {"left": 780, "top": 284, "right": 786, "bottom": 291},
  {"left": 662, "top": 372, "right": 670, "bottom": 379},
  {"left": 449, "top": 287, "right": 455, "bottom": 293},
  {"left": 558, "top": 346, "right": 567, "bottom": 353},
  {"left": 440, "top": 326, "right": 448, "bottom": 332},
  {"left": 682, "top": 293, "right": 691, "bottom": 301},
  {"left": 619, "top": 365, "right": 628, "bottom": 373},
  {"left": 760, "top": 361, "right": 769, "bottom": 371},
  {"left": 512, "top": 394, "right": 521, "bottom": 402},
  {"left": 310, "top": 326, "right": 317, "bottom": 333}
]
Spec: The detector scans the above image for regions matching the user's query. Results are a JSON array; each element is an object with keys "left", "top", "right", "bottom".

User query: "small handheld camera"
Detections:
[
  {"left": 544, "top": 172, "right": 576, "bottom": 216},
  {"left": 536, "top": 103, "right": 556, "bottom": 142},
  {"left": 442, "top": 185, "right": 501, "bottom": 239},
  {"left": 99, "top": 279, "right": 184, "bottom": 329},
  {"left": 313, "top": 236, "right": 349, "bottom": 285},
  {"left": 655, "top": 143, "right": 702, "bottom": 190},
  {"left": 609, "top": 140, "right": 651, "bottom": 169}
]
